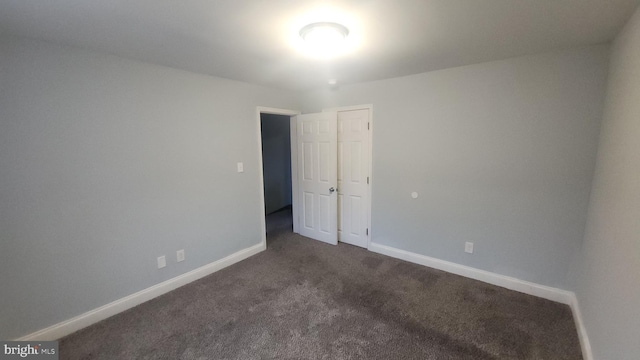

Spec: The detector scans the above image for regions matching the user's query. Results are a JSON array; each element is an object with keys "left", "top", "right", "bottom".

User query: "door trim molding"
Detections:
[
  {"left": 256, "top": 107, "right": 300, "bottom": 246},
  {"left": 323, "top": 105, "right": 373, "bottom": 249}
]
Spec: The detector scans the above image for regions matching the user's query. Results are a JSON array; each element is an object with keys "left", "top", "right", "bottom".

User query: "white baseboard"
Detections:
[
  {"left": 368, "top": 242, "right": 573, "bottom": 303},
  {"left": 16, "top": 239, "right": 593, "bottom": 359},
  {"left": 568, "top": 293, "right": 593, "bottom": 360},
  {"left": 17, "top": 241, "right": 266, "bottom": 341},
  {"left": 367, "top": 242, "right": 593, "bottom": 359}
]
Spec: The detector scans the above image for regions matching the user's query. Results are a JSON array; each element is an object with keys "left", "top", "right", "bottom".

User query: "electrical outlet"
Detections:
[
  {"left": 237, "top": 162, "right": 244, "bottom": 173},
  {"left": 465, "top": 242, "right": 474, "bottom": 254},
  {"left": 177, "top": 249, "right": 185, "bottom": 262},
  {"left": 157, "top": 255, "right": 166, "bottom": 268}
]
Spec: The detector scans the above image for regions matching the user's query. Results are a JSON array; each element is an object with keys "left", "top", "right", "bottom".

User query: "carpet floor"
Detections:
[{"left": 60, "top": 209, "right": 582, "bottom": 359}]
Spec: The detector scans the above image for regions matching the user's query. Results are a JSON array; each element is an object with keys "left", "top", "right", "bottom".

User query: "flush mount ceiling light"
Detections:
[{"left": 299, "top": 22, "right": 349, "bottom": 54}]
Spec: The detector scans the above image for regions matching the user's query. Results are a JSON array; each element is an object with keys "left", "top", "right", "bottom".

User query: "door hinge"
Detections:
[
  {"left": 367, "top": 122, "right": 370, "bottom": 130},
  {"left": 366, "top": 228, "right": 369, "bottom": 236},
  {"left": 367, "top": 176, "right": 369, "bottom": 184}
]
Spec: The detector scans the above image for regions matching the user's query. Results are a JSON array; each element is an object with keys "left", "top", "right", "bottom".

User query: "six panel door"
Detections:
[
  {"left": 296, "top": 112, "right": 338, "bottom": 245},
  {"left": 337, "top": 109, "right": 370, "bottom": 248}
]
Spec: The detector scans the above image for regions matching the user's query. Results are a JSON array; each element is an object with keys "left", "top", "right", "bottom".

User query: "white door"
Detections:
[
  {"left": 296, "top": 112, "right": 338, "bottom": 245},
  {"left": 337, "top": 109, "right": 370, "bottom": 248}
]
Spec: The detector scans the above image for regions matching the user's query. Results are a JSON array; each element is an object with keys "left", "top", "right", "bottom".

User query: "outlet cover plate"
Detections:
[{"left": 465, "top": 242, "right": 474, "bottom": 254}]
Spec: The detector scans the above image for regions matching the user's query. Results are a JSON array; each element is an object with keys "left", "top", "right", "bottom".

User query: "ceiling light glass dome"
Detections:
[{"left": 299, "top": 22, "right": 349, "bottom": 55}]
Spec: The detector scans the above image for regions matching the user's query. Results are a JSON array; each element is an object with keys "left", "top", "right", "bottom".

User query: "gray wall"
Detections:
[
  {"left": 573, "top": 6, "right": 640, "bottom": 359},
  {"left": 302, "top": 45, "right": 609, "bottom": 289},
  {"left": 260, "top": 114, "right": 292, "bottom": 214},
  {"left": 0, "top": 34, "right": 300, "bottom": 340},
  {"left": 0, "top": 28, "right": 621, "bottom": 346}
]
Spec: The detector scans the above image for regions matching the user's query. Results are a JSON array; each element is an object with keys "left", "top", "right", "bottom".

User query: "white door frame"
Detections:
[
  {"left": 323, "top": 104, "right": 373, "bottom": 250},
  {"left": 256, "top": 107, "right": 301, "bottom": 248}
]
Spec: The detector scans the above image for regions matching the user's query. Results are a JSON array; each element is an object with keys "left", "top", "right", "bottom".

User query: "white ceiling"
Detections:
[{"left": 0, "top": 0, "right": 638, "bottom": 90}]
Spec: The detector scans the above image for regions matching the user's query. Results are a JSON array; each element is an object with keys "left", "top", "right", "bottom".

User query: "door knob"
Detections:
[{"left": 329, "top": 187, "right": 336, "bottom": 193}]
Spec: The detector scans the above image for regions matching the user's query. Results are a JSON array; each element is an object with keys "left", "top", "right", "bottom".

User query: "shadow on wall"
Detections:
[{"left": 261, "top": 113, "right": 292, "bottom": 214}]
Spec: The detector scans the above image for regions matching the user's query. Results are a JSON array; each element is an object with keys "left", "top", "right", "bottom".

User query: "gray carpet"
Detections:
[{"left": 60, "top": 209, "right": 582, "bottom": 359}]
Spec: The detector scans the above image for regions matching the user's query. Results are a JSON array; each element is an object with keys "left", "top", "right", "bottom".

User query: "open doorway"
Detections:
[
  {"left": 256, "top": 107, "right": 300, "bottom": 248},
  {"left": 260, "top": 113, "right": 293, "bottom": 236}
]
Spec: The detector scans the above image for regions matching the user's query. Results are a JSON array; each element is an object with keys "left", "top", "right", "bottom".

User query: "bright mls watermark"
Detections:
[{"left": 1, "top": 342, "right": 58, "bottom": 359}]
